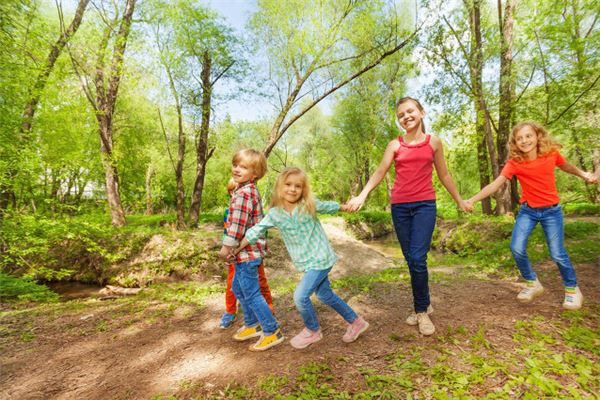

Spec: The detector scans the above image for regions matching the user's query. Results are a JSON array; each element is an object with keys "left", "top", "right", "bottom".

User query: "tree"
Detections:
[
  {"left": 250, "top": 0, "right": 419, "bottom": 157},
  {"left": 70, "top": 0, "right": 137, "bottom": 226}
]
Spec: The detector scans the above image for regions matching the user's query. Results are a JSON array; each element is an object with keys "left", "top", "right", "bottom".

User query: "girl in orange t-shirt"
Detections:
[{"left": 465, "top": 122, "right": 597, "bottom": 310}]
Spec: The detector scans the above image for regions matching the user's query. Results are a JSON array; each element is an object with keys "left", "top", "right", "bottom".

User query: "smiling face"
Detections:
[
  {"left": 514, "top": 125, "right": 539, "bottom": 159},
  {"left": 231, "top": 160, "right": 256, "bottom": 185},
  {"left": 396, "top": 99, "right": 425, "bottom": 132},
  {"left": 280, "top": 173, "right": 304, "bottom": 207}
]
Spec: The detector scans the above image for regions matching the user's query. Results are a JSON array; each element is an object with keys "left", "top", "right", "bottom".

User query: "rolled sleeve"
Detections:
[{"left": 315, "top": 199, "right": 340, "bottom": 214}]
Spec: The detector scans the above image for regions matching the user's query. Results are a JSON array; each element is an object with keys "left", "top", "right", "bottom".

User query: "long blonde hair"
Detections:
[
  {"left": 508, "top": 122, "right": 562, "bottom": 162},
  {"left": 271, "top": 167, "right": 316, "bottom": 216}
]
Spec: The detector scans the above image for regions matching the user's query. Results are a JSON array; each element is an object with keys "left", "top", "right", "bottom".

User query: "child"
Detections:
[
  {"left": 220, "top": 178, "right": 274, "bottom": 329},
  {"left": 346, "top": 96, "right": 469, "bottom": 336},
  {"left": 218, "top": 149, "right": 283, "bottom": 351},
  {"left": 236, "top": 167, "right": 369, "bottom": 349},
  {"left": 465, "top": 122, "right": 597, "bottom": 309}
]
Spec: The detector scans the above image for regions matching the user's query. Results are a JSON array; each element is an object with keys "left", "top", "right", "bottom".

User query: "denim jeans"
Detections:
[
  {"left": 391, "top": 200, "right": 437, "bottom": 313},
  {"left": 294, "top": 267, "right": 357, "bottom": 332},
  {"left": 510, "top": 203, "right": 577, "bottom": 287},
  {"left": 231, "top": 258, "right": 279, "bottom": 334}
]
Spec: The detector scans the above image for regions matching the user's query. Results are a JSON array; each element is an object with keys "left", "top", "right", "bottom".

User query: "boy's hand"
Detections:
[{"left": 218, "top": 245, "right": 233, "bottom": 262}]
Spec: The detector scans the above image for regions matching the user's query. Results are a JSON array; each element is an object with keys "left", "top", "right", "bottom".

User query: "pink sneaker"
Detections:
[
  {"left": 290, "top": 327, "right": 323, "bottom": 349},
  {"left": 342, "top": 316, "right": 369, "bottom": 343}
]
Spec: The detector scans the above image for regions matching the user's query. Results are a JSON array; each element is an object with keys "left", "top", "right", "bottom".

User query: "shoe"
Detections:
[
  {"left": 219, "top": 312, "right": 236, "bottom": 329},
  {"left": 342, "top": 316, "right": 369, "bottom": 343},
  {"left": 406, "top": 305, "right": 433, "bottom": 326},
  {"left": 249, "top": 329, "right": 284, "bottom": 351},
  {"left": 517, "top": 279, "right": 544, "bottom": 303},
  {"left": 233, "top": 324, "right": 262, "bottom": 341},
  {"left": 563, "top": 287, "right": 583, "bottom": 310},
  {"left": 417, "top": 312, "right": 435, "bottom": 336},
  {"left": 290, "top": 328, "right": 323, "bottom": 349}
]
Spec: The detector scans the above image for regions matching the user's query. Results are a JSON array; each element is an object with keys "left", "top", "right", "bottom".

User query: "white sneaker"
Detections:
[
  {"left": 417, "top": 312, "right": 435, "bottom": 336},
  {"left": 563, "top": 287, "right": 583, "bottom": 310},
  {"left": 517, "top": 279, "right": 544, "bottom": 303},
  {"left": 406, "top": 305, "right": 433, "bottom": 326}
]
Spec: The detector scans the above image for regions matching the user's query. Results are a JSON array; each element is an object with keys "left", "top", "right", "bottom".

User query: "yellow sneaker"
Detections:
[
  {"left": 233, "top": 324, "right": 262, "bottom": 341},
  {"left": 249, "top": 329, "right": 284, "bottom": 351}
]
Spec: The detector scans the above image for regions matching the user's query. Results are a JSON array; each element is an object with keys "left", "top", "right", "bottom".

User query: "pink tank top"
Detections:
[{"left": 390, "top": 134, "right": 436, "bottom": 204}]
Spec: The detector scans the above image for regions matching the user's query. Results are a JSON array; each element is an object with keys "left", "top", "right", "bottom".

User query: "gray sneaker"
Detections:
[
  {"left": 406, "top": 305, "right": 433, "bottom": 326},
  {"left": 417, "top": 312, "right": 435, "bottom": 336},
  {"left": 517, "top": 279, "right": 544, "bottom": 303}
]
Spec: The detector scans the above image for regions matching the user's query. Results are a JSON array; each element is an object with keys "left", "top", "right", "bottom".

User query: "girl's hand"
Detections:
[
  {"left": 462, "top": 199, "right": 474, "bottom": 213},
  {"left": 345, "top": 196, "right": 366, "bottom": 212},
  {"left": 457, "top": 199, "right": 473, "bottom": 213},
  {"left": 582, "top": 171, "right": 598, "bottom": 184}
]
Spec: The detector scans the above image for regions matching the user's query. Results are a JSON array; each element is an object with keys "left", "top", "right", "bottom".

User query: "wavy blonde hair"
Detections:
[
  {"left": 271, "top": 167, "right": 316, "bottom": 216},
  {"left": 508, "top": 121, "right": 562, "bottom": 162}
]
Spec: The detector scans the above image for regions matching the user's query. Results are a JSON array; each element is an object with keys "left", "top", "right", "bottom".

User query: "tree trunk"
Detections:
[
  {"left": 495, "top": 0, "right": 515, "bottom": 214},
  {"left": 189, "top": 51, "right": 213, "bottom": 227},
  {"left": 21, "top": 0, "right": 90, "bottom": 137},
  {"left": 145, "top": 164, "right": 154, "bottom": 215},
  {"left": 98, "top": 118, "right": 126, "bottom": 226},
  {"left": 468, "top": 0, "right": 495, "bottom": 214}
]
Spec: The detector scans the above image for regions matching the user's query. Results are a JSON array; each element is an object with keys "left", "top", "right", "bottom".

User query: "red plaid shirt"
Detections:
[{"left": 222, "top": 180, "right": 267, "bottom": 262}]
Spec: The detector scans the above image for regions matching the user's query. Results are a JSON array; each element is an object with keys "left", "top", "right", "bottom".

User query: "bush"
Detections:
[
  {"left": 0, "top": 272, "right": 60, "bottom": 303},
  {"left": 342, "top": 211, "right": 393, "bottom": 239},
  {"left": 562, "top": 203, "right": 600, "bottom": 216}
]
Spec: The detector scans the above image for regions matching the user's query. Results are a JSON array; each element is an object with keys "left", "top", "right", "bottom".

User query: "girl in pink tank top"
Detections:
[{"left": 346, "top": 97, "right": 469, "bottom": 337}]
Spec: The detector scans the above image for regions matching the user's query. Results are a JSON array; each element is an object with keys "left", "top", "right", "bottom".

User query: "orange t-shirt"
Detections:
[{"left": 501, "top": 151, "right": 566, "bottom": 207}]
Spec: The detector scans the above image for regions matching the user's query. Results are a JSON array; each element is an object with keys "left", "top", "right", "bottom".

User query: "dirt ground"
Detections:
[{"left": 1, "top": 218, "right": 598, "bottom": 399}]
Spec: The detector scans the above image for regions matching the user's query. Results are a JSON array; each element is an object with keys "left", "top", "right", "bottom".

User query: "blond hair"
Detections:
[
  {"left": 232, "top": 148, "right": 268, "bottom": 180},
  {"left": 508, "top": 122, "right": 562, "bottom": 162},
  {"left": 271, "top": 167, "right": 316, "bottom": 216},
  {"left": 226, "top": 178, "right": 237, "bottom": 194}
]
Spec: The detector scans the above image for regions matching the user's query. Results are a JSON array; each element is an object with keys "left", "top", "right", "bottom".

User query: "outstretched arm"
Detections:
[
  {"left": 467, "top": 174, "right": 509, "bottom": 206},
  {"left": 559, "top": 162, "right": 598, "bottom": 183},
  {"left": 431, "top": 136, "right": 470, "bottom": 212},
  {"left": 345, "top": 140, "right": 397, "bottom": 211}
]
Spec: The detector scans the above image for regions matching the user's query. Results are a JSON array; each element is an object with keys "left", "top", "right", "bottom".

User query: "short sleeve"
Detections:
[
  {"left": 555, "top": 151, "right": 566, "bottom": 166},
  {"left": 501, "top": 160, "right": 516, "bottom": 180}
]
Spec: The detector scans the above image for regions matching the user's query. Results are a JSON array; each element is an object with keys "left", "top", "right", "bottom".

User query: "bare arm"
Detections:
[
  {"left": 559, "top": 162, "right": 598, "bottom": 183},
  {"left": 345, "top": 139, "right": 398, "bottom": 211},
  {"left": 467, "top": 175, "right": 509, "bottom": 205},
  {"left": 431, "top": 136, "right": 470, "bottom": 211}
]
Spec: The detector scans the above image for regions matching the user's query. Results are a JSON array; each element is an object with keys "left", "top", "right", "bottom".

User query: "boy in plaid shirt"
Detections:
[{"left": 218, "top": 149, "right": 283, "bottom": 351}]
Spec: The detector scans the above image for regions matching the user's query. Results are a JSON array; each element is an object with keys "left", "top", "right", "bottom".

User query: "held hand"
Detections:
[
  {"left": 461, "top": 199, "right": 474, "bottom": 213},
  {"left": 339, "top": 203, "right": 350, "bottom": 212},
  {"left": 582, "top": 171, "right": 598, "bottom": 184},
  {"left": 218, "top": 246, "right": 232, "bottom": 262},
  {"left": 345, "top": 196, "right": 365, "bottom": 212}
]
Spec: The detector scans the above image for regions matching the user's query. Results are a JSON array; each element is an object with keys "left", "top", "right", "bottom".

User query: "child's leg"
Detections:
[
  {"left": 225, "top": 263, "right": 237, "bottom": 315},
  {"left": 232, "top": 259, "right": 279, "bottom": 335},
  {"left": 314, "top": 271, "right": 358, "bottom": 324},
  {"left": 539, "top": 206, "right": 577, "bottom": 287},
  {"left": 392, "top": 201, "right": 436, "bottom": 313},
  {"left": 510, "top": 205, "right": 540, "bottom": 281},
  {"left": 257, "top": 262, "right": 274, "bottom": 311},
  {"left": 294, "top": 268, "right": 333, "bottom": 331}
]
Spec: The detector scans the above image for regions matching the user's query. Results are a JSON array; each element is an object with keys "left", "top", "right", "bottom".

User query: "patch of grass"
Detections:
[
  {"left": 562, "top": 203, "right": 600, "bottom": 216},
  {"left": 137, "top": 282, "right": 222, "bottom": 307},
  {"left": 0, "top": 272, "right": 60, "bottom": 303}
]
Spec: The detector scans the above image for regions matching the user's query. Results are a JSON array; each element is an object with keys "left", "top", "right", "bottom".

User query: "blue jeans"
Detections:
[
  {"left": 511, "top": 203, "right": 577, "bottom": 287},
  {"left": 231, "top": 259, "right": 279, "bottom": 334},
  {"left": 294, "top": 268, "right": 358, "bottom": 332},
  {"left": 391, "top": 200, "right": 437, "bottom": 313}
]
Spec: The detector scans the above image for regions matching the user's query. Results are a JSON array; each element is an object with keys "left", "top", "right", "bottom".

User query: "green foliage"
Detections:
[{"left": 0, "top": 272, "right": 59, "bottom": 303}]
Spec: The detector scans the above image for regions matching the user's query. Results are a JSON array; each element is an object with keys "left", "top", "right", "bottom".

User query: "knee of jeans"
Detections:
[
  {"left": 293, "top": 290, "right": 310, "bottom": 309},
  {"left": 510, "top": 242, "right": 526, "bottom": 257},
  {"left": 548, "top": 246, "right": 569, "bottom": 262}
]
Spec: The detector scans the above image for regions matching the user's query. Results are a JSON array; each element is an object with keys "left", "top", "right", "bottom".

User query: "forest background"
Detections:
[{"left": 1, "top": 0, "right": 598, "bottom": 295}]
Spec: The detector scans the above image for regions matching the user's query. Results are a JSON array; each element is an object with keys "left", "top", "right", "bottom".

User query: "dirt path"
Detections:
[{"left": 1, "top": 219, "right": 598, "bottom": 399}]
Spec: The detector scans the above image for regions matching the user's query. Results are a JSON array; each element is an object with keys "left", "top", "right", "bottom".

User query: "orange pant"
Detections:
[{"left": 225, "top": 262, "right": 274, "bottom": 314}]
